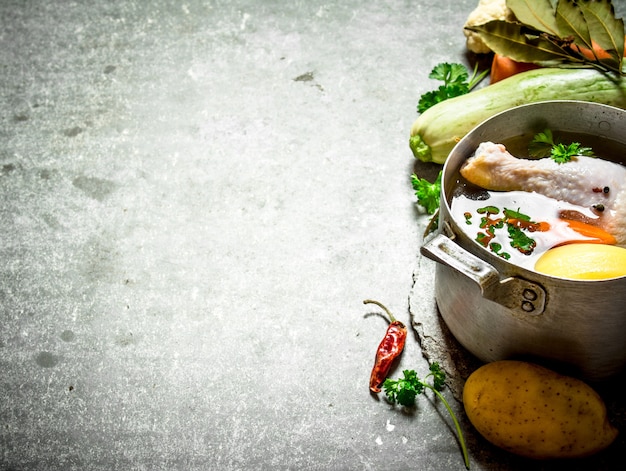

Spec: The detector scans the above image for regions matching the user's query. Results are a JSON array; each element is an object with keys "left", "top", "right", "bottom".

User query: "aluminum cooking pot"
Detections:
[{"left": 420, "top": 100, "right": 626, "bottom": 381}]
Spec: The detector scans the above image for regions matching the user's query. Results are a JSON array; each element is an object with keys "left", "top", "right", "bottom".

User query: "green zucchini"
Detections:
[{"left": 409, "top": 67, "right": 626, "bottom": 164}]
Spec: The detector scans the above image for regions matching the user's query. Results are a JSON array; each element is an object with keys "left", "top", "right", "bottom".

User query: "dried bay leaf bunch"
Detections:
[{"left": 464, "top": 0, "right": 625, "bottom": 75}]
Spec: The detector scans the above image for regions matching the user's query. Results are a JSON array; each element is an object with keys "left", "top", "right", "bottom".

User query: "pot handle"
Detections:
[{"left": 421, "top": 233, "right": 546, "bottom": 316}]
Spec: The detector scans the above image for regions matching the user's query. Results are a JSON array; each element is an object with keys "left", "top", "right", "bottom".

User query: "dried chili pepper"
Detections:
[{"left": 364, "top": 299, "right": 407, "bottom": 393}]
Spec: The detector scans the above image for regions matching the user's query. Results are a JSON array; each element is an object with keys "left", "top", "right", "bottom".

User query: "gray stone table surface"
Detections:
[{"left": 1, "top": 1, "right": 625, "bottom": 470}]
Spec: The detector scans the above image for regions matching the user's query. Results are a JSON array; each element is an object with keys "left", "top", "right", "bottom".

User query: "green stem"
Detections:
[
  {"left": 467, "top": 62, "right": 489, "bottom": 91},
  {"left": 425, "top": 384, "right": 470, "bottom": 470},
  {"left": 409, "top": 134, "right": 433, "bottom": 162},
  {"left": 363, "top": 299, "right": 397, "bottom": 323}
]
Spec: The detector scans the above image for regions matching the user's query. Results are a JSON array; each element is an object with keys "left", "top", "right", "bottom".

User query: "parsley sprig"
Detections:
[
  {"left": 384, "top": 363, "right": 470, "bottom": 469},
  {"left": 418, "top": 63, "right": 488, "bottom": 113},
  {"left": 529, "top": 128, "right": 594, "bottom": 163},
  {"left": 411, "top": 170, "right": 441, "bottom": 214},
  {"left": 411, "top": 170, "right": 442, "bottom": 236}
]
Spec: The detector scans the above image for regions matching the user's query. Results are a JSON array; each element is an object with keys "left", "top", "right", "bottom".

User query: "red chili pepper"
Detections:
[{"left": 364, "top": 299, "right": 407, "bottom": 393}]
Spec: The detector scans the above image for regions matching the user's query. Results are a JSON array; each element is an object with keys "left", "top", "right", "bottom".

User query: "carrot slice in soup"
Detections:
[{"left": 559, "top": 219, "right": 616, "bottom": 246}]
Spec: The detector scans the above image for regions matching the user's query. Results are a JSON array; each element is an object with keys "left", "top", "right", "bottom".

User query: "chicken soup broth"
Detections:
[
  {"left": 449, "top": 134, "right": 626, "bottom": 273},
  {"left": 497, "top": 130, "right": 626, "bottom": 165}
]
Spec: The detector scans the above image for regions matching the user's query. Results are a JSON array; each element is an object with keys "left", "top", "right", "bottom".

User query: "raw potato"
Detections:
[
  {"left": 534, "top": 243, "right": 626, "bottom": 280},
  {"left": 463, "top": 361, "right": 619, "bottom": 459}
]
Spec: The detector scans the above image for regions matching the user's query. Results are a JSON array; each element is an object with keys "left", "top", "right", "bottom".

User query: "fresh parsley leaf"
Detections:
[
  {"left": 507, "top": 224, "right": 536, "bottom": 254},
  {"left": 383, "top": 370, "right": 423, "bottom": 407},
  {"left": 528, "top": 129, "right": 556, "bottom": 158},
  {"left": 503, "top": 208, "right": 531, "bottom": 222},
  {"left": 383, "top": 365, "right": 470, "bottom": 469},
  {"left": 489, "top": 242, "right": 511, "bottom": 260},
  {"left": 429, "top": 63, "right": 469, "bottom": 84},
  {"left": 418, "top": 62, "right": 488, "bottom": 113},
  {"left": 551, "top": 143, "right": 574, "bottom": 163},
  {"left": 575, "top": 143, "right": 594, "bottom": 157},
  {"left": 529, "top": 128, "right": 595, "bottom": 163},
  {"left": 383, "top": 369, "right": 427, "bottom": 407},
  {"left": 428, "top": 362, "right": 446, "bottom": 391},
  {"left": 445, "top": 82, "right": 471, "bottom": 98},
  {"left": 418, "top": 89, "right": 445, "bottom": 113},
  {"left": 418, "top": 89, "right": 446, "bottom": 112},
  {"left": 411, "top": 170, "right": 441, "bottom": 215},
  {"left": 551, "top": 142, "right": 594, "bottom": 163},
  {"left": 477, "top": 205, "right": 500, "bottom": 215}
]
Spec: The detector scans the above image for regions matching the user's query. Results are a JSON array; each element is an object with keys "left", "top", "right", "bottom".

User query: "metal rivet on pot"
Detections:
[
  {"left": 523, "top": 289, "right": 538, "bottom": 301},
  {"left": 521, "top": 301, "right": 535, "bottom": 313}
]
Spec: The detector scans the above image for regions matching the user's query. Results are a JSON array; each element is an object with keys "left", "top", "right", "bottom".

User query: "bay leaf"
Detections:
[
  {"left": 578, "top": 0, "right": 624, "bottom": 59},
  {"left": 507, "top": 0, "right": 560, "bottom": 35},
  {"left": 556, "top": 0, "right": 592, "bottom": 49},
  {"left": 467, "top": 20, "right": 578, "bottom": 64}
]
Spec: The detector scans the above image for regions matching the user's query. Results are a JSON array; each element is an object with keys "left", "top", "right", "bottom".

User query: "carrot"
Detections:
[
  {"left": 490, "top": 35, "right": 626, "bottom": 84},
  {"left": 490, "top": 55, "right": 539, "bottom": 84},
  {"left": 571, "top": 36, "right": 626, "bottom": 61},
  {"left": 559, "top": 219, "right": 617, "bottom": 246}
]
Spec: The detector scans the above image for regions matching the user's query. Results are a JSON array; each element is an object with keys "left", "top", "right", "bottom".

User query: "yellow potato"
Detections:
[
  {"left": 534, "top": 243, "right": 626, "bottom": 280},
  {"left": 463, "top": 360, "right": 618, "bottom": 459}
]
